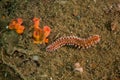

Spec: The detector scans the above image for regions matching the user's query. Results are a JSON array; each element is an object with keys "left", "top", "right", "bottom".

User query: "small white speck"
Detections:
[
  {"left": 93, "top": 0, "right": 96, "bottom": 3},
  {"left": 32, "top": 55, "right": 39, "bottom": 61},
  {"left": 50, "top": 77, "right": 53, "bottom": 80},
  {"left": 6, "top": 26, "right": 9, "bottom": 29},
  {"left": 74, "top": 67, "right": 83, "bottom": 73}
]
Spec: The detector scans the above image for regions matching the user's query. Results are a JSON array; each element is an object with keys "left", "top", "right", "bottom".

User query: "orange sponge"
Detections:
[
  {"left": 8, "top": 18, "right": 25, "bottom": 34},
  {"left": 32, "top": 18, "right": 51, "bottom": 44},
  {"left": 33, "top": 17, "right": 40, "bottom": 29}
]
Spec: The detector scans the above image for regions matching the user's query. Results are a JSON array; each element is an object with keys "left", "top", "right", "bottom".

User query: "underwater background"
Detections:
[{"left": 0, "top": 0, "right": 120, "bottom": 80}]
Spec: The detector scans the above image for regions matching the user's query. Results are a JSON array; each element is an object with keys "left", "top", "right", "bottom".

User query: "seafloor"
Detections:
[{"left": 0, "top": 0, "right": 120, "bottom": 80}]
